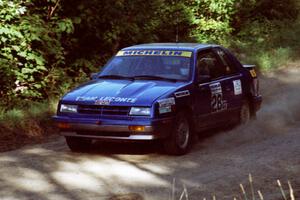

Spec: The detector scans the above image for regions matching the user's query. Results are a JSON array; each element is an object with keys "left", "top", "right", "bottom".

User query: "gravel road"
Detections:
[{"left": 0, "top": 67, "right": 299, "bottom": 200}]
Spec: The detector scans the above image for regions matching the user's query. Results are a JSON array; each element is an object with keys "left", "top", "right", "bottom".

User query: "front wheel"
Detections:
[
  {"left": 65, "top": 136, "right": 92, "bottom": 152},
  {"left": 163, "top": 112, "right": 192, "bottom": 155}
]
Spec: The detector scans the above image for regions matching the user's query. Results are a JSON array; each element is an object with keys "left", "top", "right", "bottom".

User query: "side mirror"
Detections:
[
  {"left": 198, "top": 75, "right": 211, "bottom": 83},
  {"left": 90, "top": 73, "right": 98, "bottom": 80}
]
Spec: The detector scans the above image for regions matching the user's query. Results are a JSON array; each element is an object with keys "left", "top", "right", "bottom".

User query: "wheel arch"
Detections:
[{"left": 175, "top": 105, "right": 195, "bottom": 131}]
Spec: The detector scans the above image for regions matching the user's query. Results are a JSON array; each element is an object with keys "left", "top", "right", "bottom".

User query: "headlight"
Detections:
[
  {"left": 129, "top": 107, "right": 151, "bottom": 116},
  {"left": 60, "top": 104, "right": 78, "bottom": 113}
]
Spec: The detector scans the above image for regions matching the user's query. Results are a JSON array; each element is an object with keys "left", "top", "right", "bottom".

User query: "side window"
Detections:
[
  {"left": 197, "top": 50, "right": 226, "bottom": 80},
  {"left": 215, "top": 48, "right": 238, "bottom": 75}
]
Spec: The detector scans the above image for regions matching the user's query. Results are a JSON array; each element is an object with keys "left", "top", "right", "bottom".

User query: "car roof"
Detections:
[{"left": 122, "top": 43, "right": 219, "bottom": 51}]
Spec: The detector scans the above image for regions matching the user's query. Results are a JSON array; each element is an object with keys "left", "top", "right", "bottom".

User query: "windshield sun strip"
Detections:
[{"left": 116, "top": 50, "right": 192, "bottom": 58}]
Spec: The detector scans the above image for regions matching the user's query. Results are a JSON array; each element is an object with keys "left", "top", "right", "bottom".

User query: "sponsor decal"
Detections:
[
  {"left": 116, "top": 50, "right": 192, "bottom": 58},
  {"left": 97, "top": 97, "right": 137, "bottom": 103},
  {"left": 233, "top": 79, "right": 242, "bottom": 95},
  {"left": 157, "top": 97, "right": 175, "bottom": 107},
  {"left": 76, "top": 96, "right": 137, "bottom": 104},
  {"left": 250, "top": 69, "right": 257, "bottom": 78},
  {"left": 210, "top": 83, "right": 222, "bottom": 94},
  {"left": 174, "top": 90, "right": 190, "bottom": 98},
  {"left": 157, "top": 97, "right": 175, "bottom": 114},
  {"left": 95, "top": 99, "right": 110, "bottom": 105},
  {"left": 209, "top": 82, "right": 227, "bottom": 112},
  {"left": 76, "top": 96, "right": 98, "bottom": 101},
  {"left": 159, "top": 106, "right": 172, "bottom": 114}
]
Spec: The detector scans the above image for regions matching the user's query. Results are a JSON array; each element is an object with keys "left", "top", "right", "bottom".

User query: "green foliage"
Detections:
[
  {"left": 230, "top": 4, "right": 300, "bottom": 70},
  {"left": 232, "top": 0, "right": 299, "bottom": 33},
  {"left": 60, "top": 0, "right": 194, "bottom": 69},
  {"left": 0, "top": 0, "right": 300, "bottom": 109},
  {"left": 0, "top": 0, "right": 73, "bottom": 108},
  {"left": 188, "top": 0, "right": 236, "bottom": 43}
]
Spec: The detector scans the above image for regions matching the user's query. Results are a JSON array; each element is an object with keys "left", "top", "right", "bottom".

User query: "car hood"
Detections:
[{"left": 62, "top": 79, "right": 187, "bottom": 106}]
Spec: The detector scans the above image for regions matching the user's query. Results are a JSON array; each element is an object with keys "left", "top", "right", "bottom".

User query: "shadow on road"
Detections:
[
  {"left": 90, "top": 141, "right": 161, "bottom": 155},
  {"left": 85, "top": 126, "right": 228, "bottom": 156}
]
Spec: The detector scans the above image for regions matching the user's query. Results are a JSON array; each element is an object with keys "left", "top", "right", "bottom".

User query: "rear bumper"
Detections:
[
  {"left": 52, "top": 115, "right": 173, "bottom": 141},
  {"left": 251, "top": 95, "right": 262, "bottom": 112}
]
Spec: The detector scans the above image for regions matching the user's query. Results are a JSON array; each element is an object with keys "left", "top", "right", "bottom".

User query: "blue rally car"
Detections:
[{"left": 53, "top": 43, "right": 262, "bottom": 155}]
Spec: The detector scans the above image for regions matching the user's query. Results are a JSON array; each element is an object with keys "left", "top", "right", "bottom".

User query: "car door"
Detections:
[
  {"left": 213, "top": 47, "right": 243, "bottom": 120},
  {"left": 194, "top": 49, "right": 223, "bottom": 129},
  {"left": 195, "top": 48, "right": 233, "bottom": 128}
]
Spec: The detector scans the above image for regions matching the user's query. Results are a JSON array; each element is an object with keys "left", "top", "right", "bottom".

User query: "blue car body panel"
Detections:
[
  {"left": 53, "top": 43, "right": 262, "bottom": 141},
  {"left": 62, "top": 79, "right": 188, "bottom": 106}
]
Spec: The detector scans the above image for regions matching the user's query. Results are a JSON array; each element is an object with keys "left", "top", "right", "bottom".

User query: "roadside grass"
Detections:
[
  {"left": 0, "top": 99, "right": 59, "bottom": 152},
  {"left": 173, "top": 175, "right": 296, "bottom": 200},
  {"left": 242, "top": 47, "right": 294, "bottom": 72},
  {"left": 109, "top": 175, "right": 297, "bottom": 200},
  {"left": 229, "top": 38, "right": 298, "bottom": 72}
]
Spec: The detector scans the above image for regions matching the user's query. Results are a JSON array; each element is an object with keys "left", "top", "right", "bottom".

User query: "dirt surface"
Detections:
[{"left": 0, "top": 66, "right": 299, "bottom": 200}]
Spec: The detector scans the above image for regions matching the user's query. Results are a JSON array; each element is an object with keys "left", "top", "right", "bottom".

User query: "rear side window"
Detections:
[
  {"left": 215, "top": 48, "right": 238, "bottom": 75},
  {"left": 197, "top": 50, "right": 226, "bottom": 80}
]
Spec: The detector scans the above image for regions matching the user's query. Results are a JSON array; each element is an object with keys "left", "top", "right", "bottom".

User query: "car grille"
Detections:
[{"left": 77, "top": 105, "right": 130, "bottom": 116}]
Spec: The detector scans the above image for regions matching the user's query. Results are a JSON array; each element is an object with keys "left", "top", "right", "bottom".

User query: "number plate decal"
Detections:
[{"left": 209, "top": 82, "right": 227, "bottom": 113}]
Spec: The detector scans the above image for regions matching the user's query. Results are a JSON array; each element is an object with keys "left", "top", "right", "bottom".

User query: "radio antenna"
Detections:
[{"left": 175, "top": 0, "right": 179, "bottom": 43}]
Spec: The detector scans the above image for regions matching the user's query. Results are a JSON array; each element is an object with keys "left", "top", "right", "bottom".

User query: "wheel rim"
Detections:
[
  {"left": 240, "top": 103, "right": 250, "bottom": 124},
  {"left": 176, "top": 119, "right": 190, "bottom": 149}
]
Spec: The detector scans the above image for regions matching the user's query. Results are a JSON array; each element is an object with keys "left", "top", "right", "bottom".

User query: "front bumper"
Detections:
[{"left": 52, "top": 116, "right": 173, "bottom": 141}]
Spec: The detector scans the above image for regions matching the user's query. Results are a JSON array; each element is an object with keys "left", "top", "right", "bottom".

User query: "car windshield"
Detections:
[{"left": 99, "top": 50, "right": 192, "bottom": 81}]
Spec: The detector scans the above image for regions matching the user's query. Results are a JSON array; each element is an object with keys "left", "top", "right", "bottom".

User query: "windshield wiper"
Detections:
[
  {"left": 133, "top": 75, "right": 178, "bottom": 82},
  {"left": 98, "top": 75, "right": 133, "bottom": 80}
]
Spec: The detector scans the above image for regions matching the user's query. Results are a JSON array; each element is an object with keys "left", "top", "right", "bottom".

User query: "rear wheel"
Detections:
[
  {"left": 65, "top": 136, "right": 92, "bottom": 152},
  {"left": 239, "top": 101, "right": 251, "bottom": 125},
  {"left": 163, "top": 112, "right": 192, "bottom": 155}
]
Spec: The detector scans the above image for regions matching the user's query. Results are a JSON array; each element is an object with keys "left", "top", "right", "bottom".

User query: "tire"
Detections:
[
  {"left": 163, "top": 112, "right": 192, "bottom": 155},
  {"left": 65, "top": 136, "right": 92, "bottom": 152},
  {"left": 239, "top": 101, "right": 251, "bottom": 125}
]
